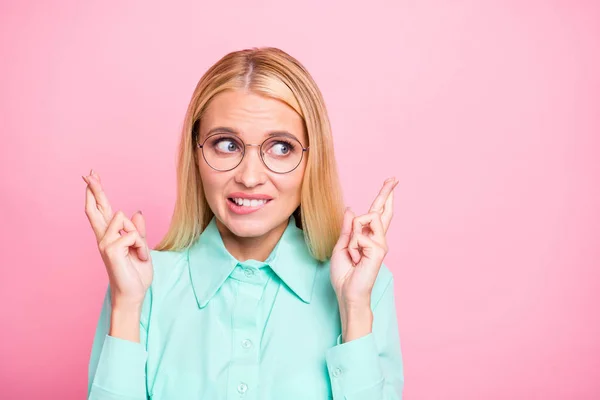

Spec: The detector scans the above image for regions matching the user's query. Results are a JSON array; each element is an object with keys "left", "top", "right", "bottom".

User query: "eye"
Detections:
[
  {"left": 268, "top": 140, "right": 296, "bottom": 157},
  {"left": 212, "top": 137, "right": 241, "bottom": 153}
]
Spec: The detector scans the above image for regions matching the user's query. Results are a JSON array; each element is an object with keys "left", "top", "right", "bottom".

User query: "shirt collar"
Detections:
[{"left": 187, "top": 214, "right": 319, "bottom": 308}]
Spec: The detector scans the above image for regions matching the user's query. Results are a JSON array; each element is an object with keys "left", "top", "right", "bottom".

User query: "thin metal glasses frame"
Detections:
[{"left": 196, "top": 132, "right": 310, "bottom": 174}]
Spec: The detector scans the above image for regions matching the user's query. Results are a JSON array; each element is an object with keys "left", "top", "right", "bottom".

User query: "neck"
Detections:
[{"left": 215, "top": 218, "right": 289, "bottom": 262}]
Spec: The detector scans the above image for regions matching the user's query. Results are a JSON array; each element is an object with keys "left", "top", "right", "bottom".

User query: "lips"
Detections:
[
  {"left": 228, "top": 197, "right": 270, "bottom": 207},
  {"left": 226, "top": 194, "right": 272, "bottom": 215},
  {"left": 227, "top": 192, "right": 274, "bottom": 200}
]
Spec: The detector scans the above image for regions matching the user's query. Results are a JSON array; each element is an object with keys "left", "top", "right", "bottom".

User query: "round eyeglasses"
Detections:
[{"left": 196, "top": 132, "right": 309, "bottom": 174}]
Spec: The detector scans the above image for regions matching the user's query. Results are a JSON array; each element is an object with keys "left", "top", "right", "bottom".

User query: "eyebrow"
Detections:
[{"left": 204, "top": 126, "right": 303, "bottom": 143}]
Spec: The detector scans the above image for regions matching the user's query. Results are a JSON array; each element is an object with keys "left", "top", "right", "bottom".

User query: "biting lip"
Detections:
[
  {"left": 227, "top": 192, "right": 274, "bottom": 200},
  {"left": 226, "top": 192, "right": 273, "bottom": 215}
]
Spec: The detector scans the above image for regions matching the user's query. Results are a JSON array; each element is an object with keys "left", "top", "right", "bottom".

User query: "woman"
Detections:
[{"left": 84, "top": 47, "right": 404, "bottom": 400}]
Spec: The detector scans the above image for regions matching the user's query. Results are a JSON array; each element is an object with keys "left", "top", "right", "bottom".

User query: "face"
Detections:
[{"left": 197, "top": 89, "right": 308, "bottom": 238}]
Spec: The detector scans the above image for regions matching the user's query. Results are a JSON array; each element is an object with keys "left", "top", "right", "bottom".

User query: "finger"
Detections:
[
  {"left": 347, "top": 214, "right": 364, "bottom": 265},
  {"left": 124, "top": 218, "right": 148, "bottom": 261},
  {"left": 103, "top": 211, "right": 139, "bottom": 244},
  {"left": 91, "top": 169, "right": 101, "bottom": 183},
  {"left": 352, "top": 212, "right": 386, "bottom": 246},
  {"left": 131, "top": 211, "right": 148, "bottom": 260},
  {"left": 86, "top": 173, "right": 114, "bottom": 224},
  {"left": 369, "top": 177, "right": 397, "bottom": 213},
  {"left": 353, "top": 232, "right": 387, "bottom": 262},
  {"left": 333, "top": 208, "right": 354, "bottom": 253},
  {"left": 102, "top": 211, "right": 148, "bottom": 261},
  {"left": 131, "top": 211, "right": 146, "bottom": 239},
  {"left": 348, "top": 229, "right": 361, "bottom": 265},
  {"left": 106, "top": 230, "right": 148, "bottom": 262},
  {"left": 84, "top": 184, "right": 105, "bottom": 242},
  {"left": 381, "top": 189, "right": 394, "bottom": 234}
]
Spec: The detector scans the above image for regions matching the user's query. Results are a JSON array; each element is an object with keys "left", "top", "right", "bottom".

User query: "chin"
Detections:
[
  {"left": 229, "top": 220, "right": 271, "bottom": 238},
  {"left": 220, "top": 214, "right": 275, "bottom": 238}
]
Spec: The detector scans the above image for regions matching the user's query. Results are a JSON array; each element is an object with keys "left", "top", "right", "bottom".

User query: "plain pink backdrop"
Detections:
[{"left": 1, "top": 1, "right": 599, "bottom": 399}]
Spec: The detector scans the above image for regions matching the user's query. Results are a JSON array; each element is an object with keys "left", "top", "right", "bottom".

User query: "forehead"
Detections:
[{"left": 200, "top": 90, "right": 307, "bottom": 143}]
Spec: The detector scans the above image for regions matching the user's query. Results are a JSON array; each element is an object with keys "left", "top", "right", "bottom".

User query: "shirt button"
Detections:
[
  {"left": 237, "top": 382, "right": 248, "bottom": 394},
  {"left": 243, "top": 268, "right": 255, "bottom": 277},
  {"left": 332, "top": 367, "right": 342, "bottom": 378},
  {"left": 241, "top": 339, "right": 253, "bottom": 349}
]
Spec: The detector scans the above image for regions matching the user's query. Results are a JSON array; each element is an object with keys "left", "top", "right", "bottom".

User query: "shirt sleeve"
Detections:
[
  {"left": 325, "top": 275, "right": 405, "bottom": 400},
  {"left": 87, "top": 285, "right": 152, "bottom": 400}
]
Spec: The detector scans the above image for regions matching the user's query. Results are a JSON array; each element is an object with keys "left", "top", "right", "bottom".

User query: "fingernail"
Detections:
[
  {"left": 385, "top": 177, "right": 394, "bottom": 183},
  {"left": 138, "top": 210, "right": 143, "bottom": 215},
  {"left": 82, "top": 175, "right": 89, "bottom": 184},
  {"left": 90, "top": 168, "right": 94, "bottom": 175}
]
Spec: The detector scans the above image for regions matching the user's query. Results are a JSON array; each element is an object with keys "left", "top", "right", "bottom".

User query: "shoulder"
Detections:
[
  {"left": 137, "top": 248, "right": 190, "bottom": 325},
  {"left": 148, "top": 248, "right": 190, "bottom": 292}
]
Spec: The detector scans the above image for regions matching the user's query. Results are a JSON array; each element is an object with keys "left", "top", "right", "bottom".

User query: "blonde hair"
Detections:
[{"left": 154, "top": 47, "right": 344, "bottom": 261}]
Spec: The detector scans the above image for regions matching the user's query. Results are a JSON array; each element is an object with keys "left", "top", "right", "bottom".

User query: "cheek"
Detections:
[
  {"left": 198, "top": 164, "right": 222, "bottom": 200},
  {"left": 275, "top": 172, "right": 304, "bottom": 200}
]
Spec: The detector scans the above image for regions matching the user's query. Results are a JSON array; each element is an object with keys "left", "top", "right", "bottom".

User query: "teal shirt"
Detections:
[{"left": 88, "top": 215, "right": 404, "bottom": 399}]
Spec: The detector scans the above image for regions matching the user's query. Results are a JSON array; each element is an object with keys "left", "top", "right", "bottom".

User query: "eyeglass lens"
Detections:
[{"left": 202, "top": 133, "right": 304, "bottom": 173}]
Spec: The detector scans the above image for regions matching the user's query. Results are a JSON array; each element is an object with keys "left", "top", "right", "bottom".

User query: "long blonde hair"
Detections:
[{"left": 154, "top": 47, "right": 344, "bottom": 261}]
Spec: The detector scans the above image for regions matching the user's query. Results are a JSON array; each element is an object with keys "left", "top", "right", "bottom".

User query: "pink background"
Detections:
[{"left": 1, "top": 1, "right": 599, "bottom": 399}]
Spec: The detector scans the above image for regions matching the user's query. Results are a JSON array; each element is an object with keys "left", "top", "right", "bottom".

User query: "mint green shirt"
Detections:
[{"left": 88, "top": 215, "right": 404, "bottom": 399}]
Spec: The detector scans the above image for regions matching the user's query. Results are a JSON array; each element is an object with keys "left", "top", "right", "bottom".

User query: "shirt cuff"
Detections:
[
  {"left": 325, "top": 333, "right": 385, "bottom": 399},
  {"left": 90, "top": 334, "right": 148, "bottom": 397}
]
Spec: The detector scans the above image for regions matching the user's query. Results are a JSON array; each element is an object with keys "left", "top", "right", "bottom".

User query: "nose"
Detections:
[{"left": 234, "top": 145, "right": 267, "bottom": 188}]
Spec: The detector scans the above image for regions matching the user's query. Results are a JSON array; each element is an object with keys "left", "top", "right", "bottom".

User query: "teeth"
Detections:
[{"left": 231, "top": 198, "right": 268, "bottom": 207}]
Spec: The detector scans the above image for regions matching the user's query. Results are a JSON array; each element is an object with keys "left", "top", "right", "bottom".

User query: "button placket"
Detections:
[{"left": 227, "top": 274, "right": 265, "bottom": 400}]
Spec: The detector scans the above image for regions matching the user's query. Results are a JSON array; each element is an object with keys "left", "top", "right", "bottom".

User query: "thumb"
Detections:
[
  {"left": 333, "top": 207, "right": 354, "bottom": 252},
  {"left": 131, "top": 210, "right": 146, "bottom": 239},
  {"left": 131, "top": 211, "right": 148, "bottom": 261}
]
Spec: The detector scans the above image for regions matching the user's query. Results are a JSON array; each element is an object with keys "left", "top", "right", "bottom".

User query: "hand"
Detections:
[
  {"left": 330, "top": 177, "right": 398, "bottom": 310},
  {"left": 83, "top": 169, "right": 153, "bottom": 309}
]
